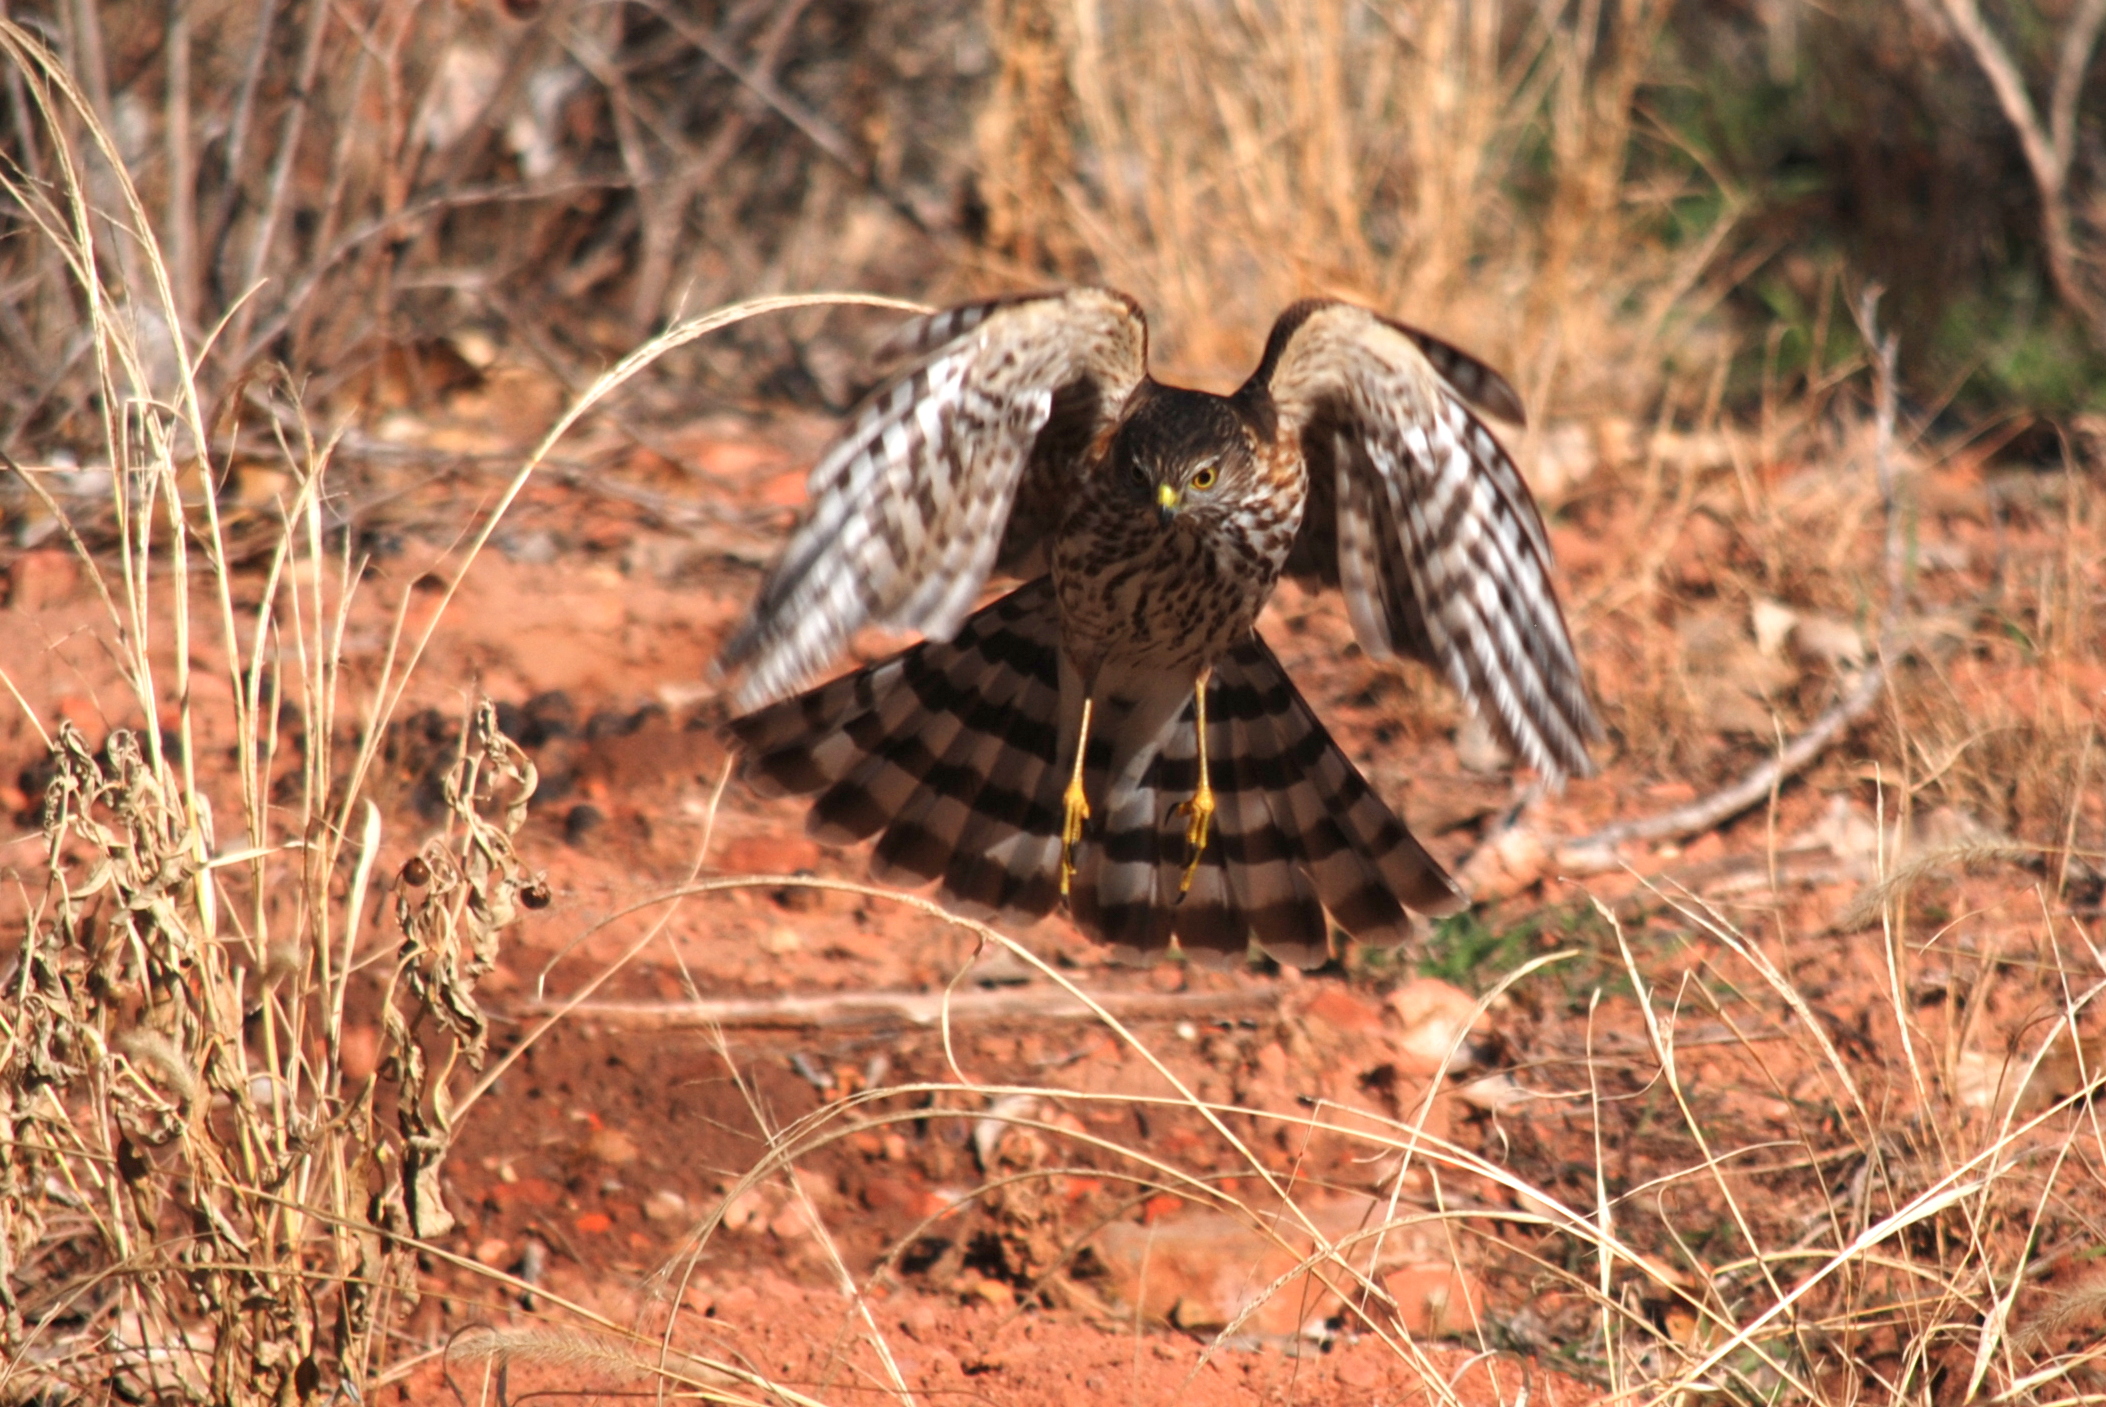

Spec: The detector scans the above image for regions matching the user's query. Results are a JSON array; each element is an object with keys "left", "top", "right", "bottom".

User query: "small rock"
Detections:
[
  {"left": 1954, "top": 1029, "right": 2102, "bottom": 1117},
  {"left": 1553, "top": 841, "right": 1619, "bottom": 875},
  {"left": 719, "top": 1187, "right": 768, "bottom": 1232},
  {"left": 858, "top": 1175, "right": 924, "bottom": 1215},
  {"left": 1750, "top": 597, "right": 1799, "bottom": 658},
  {"left": 899, "top": 1300, "right": 939, "bottom": 1338},
  {"left": 1793, "top": 613, "right": 1867, "bottom": 669},
  {"left": 1453, "top": 1072, "right": 1532, "bottom": 1113},
  {"left": 621, "top": 533, "right": 698, "bottom": 580},
  {"left": 474, "top": 1237, "right": 512, "bottom": 1267},
  {"left": 1457, "top": 824, "right": 1548, "bottom": 902},
  {"left": 759, "top": 926, "right": 802, "bottom": 955},
  {"left": 642, "top": 1189, "right": 688, "bottom": 1224},
  {"left": 768, "top": 1200, "right": 816, "bottom": 1241},
  {"left": 517, "top": 1236, "right": 548, "bottom": 1286},
  {"left": 1387, "top": 978, "right": 1490, "bottom": 1075},
  {"left": 1453, "top": 713, "right": 1512, "bottom": 774},
  {"left": 586, "top": 1126, "right": 638, "bottom": 1167},
  {"left": 973, "top": 1093, "right": 1042, "bottom": 1171},
  {"left": 968, "top": 949, "right": 1034, "bottom": 985},
  {"left": 1088, "top": 1194, "right": 1448, "bottom": 1338},
  {"left": 1302, "top": 984, "right": 1385, "bottom": 1032},
  {"left": 791, "top": 1166, "right": 838, "bottom": 1204},
  {"left": 496, "top": 529, "right": 561, "bottom": 565},
  {"left": 7, "top": 550, "right": 81, "bottom": 609},
  {"left": 564, "top": 803, "right": 604, "bottom": 847},
  {"left": 1382, "top": 1261, "right": 1482, "bottom": 1337},
  {"left": 968, "top": 1276, "right": 1016, "bottom": 1310}
]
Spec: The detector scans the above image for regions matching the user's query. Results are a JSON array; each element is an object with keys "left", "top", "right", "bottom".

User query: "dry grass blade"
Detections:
[{"left": 1832, "top": 838, "right": 2043, "bottom": 934}]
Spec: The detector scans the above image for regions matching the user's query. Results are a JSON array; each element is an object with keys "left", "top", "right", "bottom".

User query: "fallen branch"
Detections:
[
  {"left": 514, "top": 984, "right": 1277, "bottom": 1032},
  {"left": 1557, "top": 661, "right": 1888, "bottom": 869}
]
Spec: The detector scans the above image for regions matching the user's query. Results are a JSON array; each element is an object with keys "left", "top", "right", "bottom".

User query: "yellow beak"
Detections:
[{"left": 1156, "top": 482, "right": 1181, "bottom": 524}]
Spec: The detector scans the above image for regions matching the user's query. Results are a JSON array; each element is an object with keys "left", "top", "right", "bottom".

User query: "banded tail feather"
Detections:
[{"left": 725, "top": 578, "right": 1466, "bottom": 967}]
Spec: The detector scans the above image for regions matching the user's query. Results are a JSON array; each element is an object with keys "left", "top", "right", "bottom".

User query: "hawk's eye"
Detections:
[
  {"left": 1190, "top": 464, "right": 1218, "bottom": 491},
  {"left": 1128, "top": 461, "right": 1148, "bottom": 485}
]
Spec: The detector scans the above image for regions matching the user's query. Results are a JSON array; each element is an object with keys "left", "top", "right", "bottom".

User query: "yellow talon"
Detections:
[
  {"left": 1175, "top": 781, "right": 1214, "bottom": 895},
  {"left": 1060, "top": 696, "right": 1095, "bottom": 896},
  {"left": 1060, "top": 776, "right": 1091, "bottom": 896},
  {"left": 1176, "top": 669, "right": 1215, "bottom": 896}
]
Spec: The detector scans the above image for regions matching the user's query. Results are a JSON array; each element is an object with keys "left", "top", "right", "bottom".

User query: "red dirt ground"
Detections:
[{"left": 5, "top": 359, "right": 2103, "bottom": 1405}]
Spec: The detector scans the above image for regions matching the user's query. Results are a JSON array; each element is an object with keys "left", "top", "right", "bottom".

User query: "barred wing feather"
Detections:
[
  {"left": 718, "top": 288, "right": 1148, "bottom": 710},
  {"left": 1255, "top": 300, "right": 1600, "bottom": 782}
]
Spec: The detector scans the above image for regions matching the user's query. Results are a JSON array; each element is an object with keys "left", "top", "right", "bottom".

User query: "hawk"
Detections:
[{"left": 718, "top": 289, "right": 1599, "bottom": 968}]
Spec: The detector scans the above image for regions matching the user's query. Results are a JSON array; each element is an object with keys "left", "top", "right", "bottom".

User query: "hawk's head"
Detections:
[{"left": 1110, "top": 384, "right": 1260, "bottom": 528}]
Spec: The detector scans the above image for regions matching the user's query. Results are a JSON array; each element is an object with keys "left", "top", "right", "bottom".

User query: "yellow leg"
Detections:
[
  {"left": 1176, "top": 669, "right": 1215, "bottom": 895},
  {"left": 1059, "top": 695, "right": 1095, "bottom": 896}
]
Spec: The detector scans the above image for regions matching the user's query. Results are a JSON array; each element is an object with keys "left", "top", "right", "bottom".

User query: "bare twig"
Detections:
[
  {"left": 162, "top": 0, "right": 194, "bottom": 331},
  {"left": 517, "top": 985, "right": 1277, "bottom": 1031},
  {"left": 200, "top": 0, "right": 280, "bottom": 280},
  {"left": 1856, "top": 284, "right": 1906, "bottom": 615},
  {"left": 629, "top": 0, "right": 932, "bottom": 235},
  {"left": 1934, "top": 0, "right": 2106, "bottom": 343},
  {"left": 629, "top": 0, "right": 854, "bottom": 171},
  {"left": 228, "top": 0, "right": 332, "bottom": 360}
]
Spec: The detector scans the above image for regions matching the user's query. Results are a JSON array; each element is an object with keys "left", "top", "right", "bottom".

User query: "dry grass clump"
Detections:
[
  {"left": 0, "top": 47, "right": 570, "bottom": 1402},
  {"left": 974, "top": 0, "right": 1716, "bottom": 408},
  {"left": 1473, "top": 898, "right": 2106, "bottom": 1406},
  {"left": 606, "top": 870, "right": 2105, "bottom": 1405},
  {"left": 1, "top": 0, "right": 1744, "bottom": 458},
  {"left": 1525, "top": 288, "right": 2103, "bottom": 886},
  {"left": 1, "top": 702, "right": 537, "bottom": 1402},
  {"left": 0, "top": 0, "right": 968, "bottom": 455}
]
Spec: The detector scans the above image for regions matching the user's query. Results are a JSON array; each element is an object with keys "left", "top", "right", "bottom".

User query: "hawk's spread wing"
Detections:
[
  {"left": 1252, "top": 300, "right": 1600, "bottom": 781},
  {"left": 718, "top": 288, "right": 1149, "bottom": 710}
]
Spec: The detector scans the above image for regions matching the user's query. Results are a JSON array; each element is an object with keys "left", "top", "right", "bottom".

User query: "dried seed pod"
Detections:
[{"left": 400, "top": 855, "right": 431, "bottom": 887}]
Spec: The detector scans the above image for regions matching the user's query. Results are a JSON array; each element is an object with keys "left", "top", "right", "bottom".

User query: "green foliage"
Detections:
[
  {"left": 1648, "top": 1, "right": 2106, "bottom": 420},
  {"left": 1938, "top": 279, "right": 2106, "bottom": 416},
  {"left": 1419, "top": 910, "right": 1538, "bottom": 988},
  {"left": 1419, "top": 902, "right": 1622, "bottom": 993}
]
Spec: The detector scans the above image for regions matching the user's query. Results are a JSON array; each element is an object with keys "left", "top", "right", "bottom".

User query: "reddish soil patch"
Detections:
[{"left": 5, "top": 398, "right": 2103, "bottom": 1405}]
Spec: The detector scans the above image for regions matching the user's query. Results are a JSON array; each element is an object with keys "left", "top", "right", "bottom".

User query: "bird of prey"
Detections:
[{"left": 718, "top": 288, "right": 1599, "bottom": 968}]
